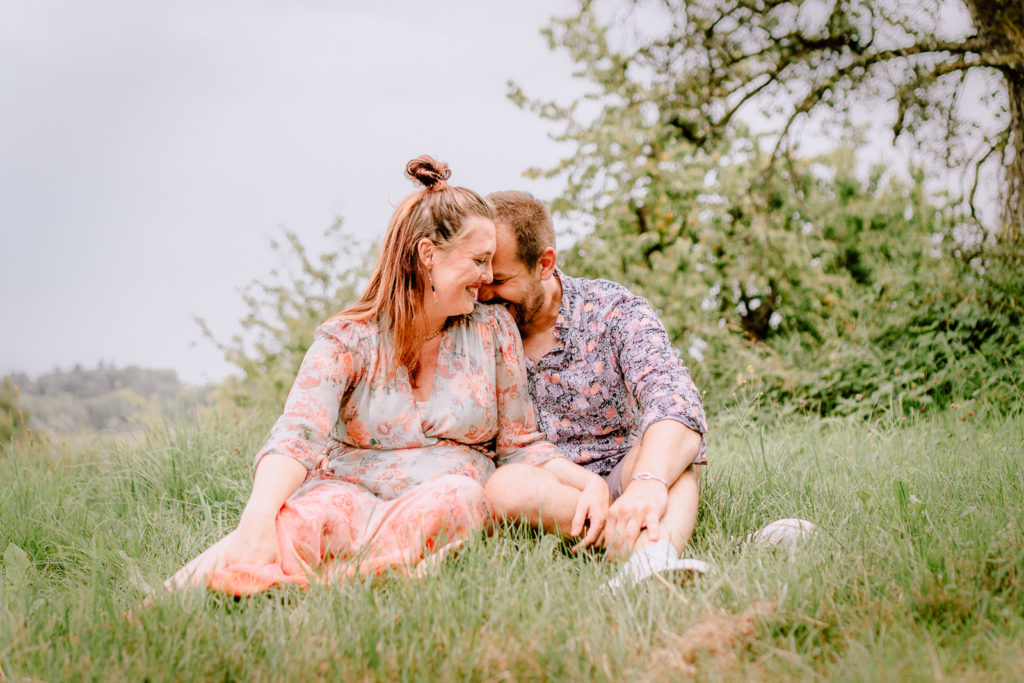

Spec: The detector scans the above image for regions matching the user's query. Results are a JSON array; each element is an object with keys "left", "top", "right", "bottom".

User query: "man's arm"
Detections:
[
  {"left": 610, "top": 291, "right": 707, "bottom": 464},
  {"left": 540, "top": 456, "right": 609, "bottom": 547},
  {"left": 602, "top": 419, "right": 701, "bottom": 558},
  {"left": 602, "top": 292, "right": 708, "bottom": 558},
  {"left": 629, "top": 418, "right": 701, "bottom": 485}
]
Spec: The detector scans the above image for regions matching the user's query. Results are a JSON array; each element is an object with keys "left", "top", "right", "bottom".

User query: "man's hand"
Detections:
[
  {"left": 570, "top": 475, "right": 610, "bottom": 551},
  {"left": 601, "top": 479, "right": 668, "bottom": 560}
]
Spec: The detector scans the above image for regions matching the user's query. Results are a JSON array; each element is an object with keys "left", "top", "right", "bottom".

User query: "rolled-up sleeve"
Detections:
[
  {"left": 253, "top": 320, "right": 363, "bottom": 473},
  {"left": 609, "top": 295, "right": 708, "bottom": 464},
  {"left": 489, "top": 307, "right": 564, "bottom": 467}
]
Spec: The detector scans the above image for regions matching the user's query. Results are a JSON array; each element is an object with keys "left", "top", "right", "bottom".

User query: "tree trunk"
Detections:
[
  {"left": 1004, "top": 71, "right": 1024, "bottom": 242},
  {"left": 964, "top": 0, "right": 1024, "bottom": 241}
]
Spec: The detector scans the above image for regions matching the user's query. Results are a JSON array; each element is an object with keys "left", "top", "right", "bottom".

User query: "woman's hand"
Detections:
[
  {"left": 223, "top": 503, "right": 281, "bottom": 567},
  {"left": 570, "top": 475, "right": 610, "bottom": 551},
  {"left": 164, "top": 505, "right": 281, "bottom": 591},
  {"left": 223, "top": 453, "right": 307, "bottom": 567}
]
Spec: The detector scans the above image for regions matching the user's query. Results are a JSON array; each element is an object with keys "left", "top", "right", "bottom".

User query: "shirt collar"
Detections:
[{"left": 552, "top": 267, "right": 576, "bottom": 333}]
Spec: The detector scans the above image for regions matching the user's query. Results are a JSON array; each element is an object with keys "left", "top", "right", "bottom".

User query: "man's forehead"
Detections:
[
  {"left": 493, "top": 221, "right": 515, "bottom": 244},
  {"left": 493, "top": 223, "right": 524, "bottom": 265}
]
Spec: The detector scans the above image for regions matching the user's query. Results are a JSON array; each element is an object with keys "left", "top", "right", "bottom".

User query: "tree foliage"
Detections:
[
  {"left": 513, "top": 0, "right": 1024, "bottom": 415},
  {"left": 197, "top": 220, "right": 372, "bottom": 414},
  {"left": 197, "top": 2, "right": 1024, "bottom": 417},
  {"left": 531, "top": 0, "right": 1023, "bottom": 238},
  {"left": 7, "top": 365, "right": 205, "bottom": 435}
]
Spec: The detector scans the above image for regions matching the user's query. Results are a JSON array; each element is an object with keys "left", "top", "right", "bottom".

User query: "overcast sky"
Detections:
[
  {"left": 1, "top": 1, "right": 1001, "bottom": 387},
  {"left": 1, "top": 0, "right": 585, "bottom": 384}
]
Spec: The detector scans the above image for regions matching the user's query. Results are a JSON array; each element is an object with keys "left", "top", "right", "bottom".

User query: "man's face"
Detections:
[{"left": 478, "top": 222, "right": 546, "bottom": 328}]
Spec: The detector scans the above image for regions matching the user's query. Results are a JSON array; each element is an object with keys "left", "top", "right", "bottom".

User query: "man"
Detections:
[{"left": 479, "top": 191, "right": 709, "bottom": 590}]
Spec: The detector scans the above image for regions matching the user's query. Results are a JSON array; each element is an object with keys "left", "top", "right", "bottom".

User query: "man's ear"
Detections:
[
  {"left": 537, "top": 246, "right": 558, "bottom": 280},
  {"left": 416, "top": 238, "right": 435, "bottom": 269}
]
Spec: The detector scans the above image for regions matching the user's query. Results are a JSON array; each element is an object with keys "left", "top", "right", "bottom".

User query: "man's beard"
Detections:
[{"left": 506, "top": 279, "right": 545, "bottom": 328}]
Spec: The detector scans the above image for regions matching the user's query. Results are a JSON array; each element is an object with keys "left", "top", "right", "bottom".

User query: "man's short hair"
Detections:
[{"left": 487, "top": 191, "right": 555, "bottom": 269}]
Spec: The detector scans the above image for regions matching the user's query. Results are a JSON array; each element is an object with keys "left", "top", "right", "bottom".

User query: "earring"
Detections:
[{"left": 429, "top": 273, "right": 440, "bottom": 307}]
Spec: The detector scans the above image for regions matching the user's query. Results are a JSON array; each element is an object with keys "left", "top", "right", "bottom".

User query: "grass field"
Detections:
[{"left": 2, "top": 404, "right": 1022, "bottom": 681}]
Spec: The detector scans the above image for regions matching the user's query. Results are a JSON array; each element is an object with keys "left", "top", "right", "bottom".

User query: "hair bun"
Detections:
[{"left": 406, "top": 155, "right": 451, "bottom": 190}]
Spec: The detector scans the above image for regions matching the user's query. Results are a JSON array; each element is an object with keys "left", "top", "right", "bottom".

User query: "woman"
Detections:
[{"left": 169, "top": 156, "right": 608, "bottom": 595}]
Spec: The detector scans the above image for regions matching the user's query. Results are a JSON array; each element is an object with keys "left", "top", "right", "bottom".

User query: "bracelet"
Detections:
[{"left": 632, "top": 471, "right": 669, "bottom": 487}]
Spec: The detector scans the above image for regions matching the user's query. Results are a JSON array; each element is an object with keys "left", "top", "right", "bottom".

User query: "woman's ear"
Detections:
[{"left": 416, "top": 238, "right": 435, "bottom": 269}]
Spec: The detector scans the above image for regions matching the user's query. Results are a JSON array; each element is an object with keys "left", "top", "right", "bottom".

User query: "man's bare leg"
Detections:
[
  {"left": 600, "top": 441, "right": 705, "bottom": 592},
  {"left": 658, "top": 464, "right": 700, "bottom": 552},
  {"left": 613, "top": 442, "right": 700, "bottom": 555},
  {"left": 485, "top": 463, "right": 581, "bottom": 536}
]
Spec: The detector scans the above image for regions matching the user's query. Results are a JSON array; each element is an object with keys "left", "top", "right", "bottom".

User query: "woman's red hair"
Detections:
[{"left": 334, "top": 155, "right": 493, "bottom": 377}]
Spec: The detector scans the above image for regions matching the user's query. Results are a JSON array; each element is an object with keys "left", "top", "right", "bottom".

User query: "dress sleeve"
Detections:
[
  {"left": 489, "top": 306, "right": 564, "bottom": 467},
  {"left": 608, "top": 294, "right": 709, "bottom": 464},
  {"left": 253, "top": 320, "right": 364, "bottom": 473}
]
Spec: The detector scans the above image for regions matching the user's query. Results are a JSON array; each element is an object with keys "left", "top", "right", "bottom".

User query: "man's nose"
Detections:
[{"left": 478, "top": 284, "right": 495, "bottom": 302}]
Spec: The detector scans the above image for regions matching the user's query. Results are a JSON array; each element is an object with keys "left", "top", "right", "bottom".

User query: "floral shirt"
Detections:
[
  {"left": 256, "top": 303, "right": 560, "bottom": 500},
  {"left": 526, "top": 269, "right": 708, "bottom": 476}
]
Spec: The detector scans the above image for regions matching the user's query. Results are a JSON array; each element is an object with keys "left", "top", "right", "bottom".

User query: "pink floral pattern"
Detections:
[
  {"left": 209, "top": 474, "right": 491, "bottom": 595},
  {"left": 528, "top": 269, "right": 708, "bottom": 476},
  {"left": 209, "top": 304, "right": 561, "bottom": 594},
  {"left": 256, "top": 303, "right": 561, "bottom": 499}
]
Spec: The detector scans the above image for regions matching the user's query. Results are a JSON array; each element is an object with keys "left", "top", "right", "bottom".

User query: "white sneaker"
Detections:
[
  {"left": 744, "top": 518, "right": 817, "bottom": 548},
  {"left": 602, "top": 541, "right": 709, "bottom": 594}
]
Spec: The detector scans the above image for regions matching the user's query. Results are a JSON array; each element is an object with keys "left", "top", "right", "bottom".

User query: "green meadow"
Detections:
[
  {"left": 3, "top": 404, "right": 1021, "bottom": 681},
  {"left": 5, "top": 0, "right": 1023, "bottom": 678}
]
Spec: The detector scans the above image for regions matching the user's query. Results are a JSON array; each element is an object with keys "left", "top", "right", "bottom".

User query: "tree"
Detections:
[
  {"left": 528, "top": 0, "right": 1023, "bottom": 240},
  {"left": 511, "top": 0, "right": 1024, "bottom": 414},
  {"left": 197, "top": 220, "right": 371, "bottom": 413}
]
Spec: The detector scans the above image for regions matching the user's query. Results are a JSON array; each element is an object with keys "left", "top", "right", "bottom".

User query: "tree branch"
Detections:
[
  {"left": 969, "top": 132, "right": 1007, "bottom": 223},
  {"left": 716, "top": 71, "right": 782, "bottom": 128},
  {"left": 765, "top": 42, "right": 1013, "bottom": 164}
]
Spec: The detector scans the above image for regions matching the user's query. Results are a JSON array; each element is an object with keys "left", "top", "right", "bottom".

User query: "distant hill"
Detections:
[{"left": 7, "top": 363, "right": 210, "bottom": 435}]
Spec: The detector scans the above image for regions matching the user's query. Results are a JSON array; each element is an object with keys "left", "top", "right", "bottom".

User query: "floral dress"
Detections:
[{"left": 209, "top": 303, "right": 560, "bottom": 595}]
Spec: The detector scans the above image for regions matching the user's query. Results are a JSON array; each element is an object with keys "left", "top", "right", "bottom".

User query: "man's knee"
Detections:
[{"left": 484, "top": 464, "right": 546, "bottom": 517}]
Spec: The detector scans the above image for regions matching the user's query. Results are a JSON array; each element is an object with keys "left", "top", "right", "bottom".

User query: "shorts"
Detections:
[
  {"left": 602, "top": 457, "right": 704, "bottom": 501},
  {"left": 604, "top": 457, "right": 627, "bottom": 502}
]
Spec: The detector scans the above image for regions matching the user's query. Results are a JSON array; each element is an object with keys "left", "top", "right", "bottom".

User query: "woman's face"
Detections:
[{"left": 429, "top": 215, "right": 496, "bottom": 317}]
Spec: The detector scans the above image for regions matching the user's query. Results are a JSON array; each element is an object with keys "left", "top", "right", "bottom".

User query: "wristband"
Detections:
[{"left": 631, "top": 471, "right": 669, "bottom": 487}]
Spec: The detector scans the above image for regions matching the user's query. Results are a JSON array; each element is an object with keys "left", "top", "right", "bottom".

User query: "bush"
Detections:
[
  {"left": 198, "top": 220, "right": 373, "bottom": 415},
  {"left": 1, "top": 376, "right": 31, "bottom": 443}
]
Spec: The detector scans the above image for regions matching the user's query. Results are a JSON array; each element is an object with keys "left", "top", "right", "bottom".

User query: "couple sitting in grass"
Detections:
[{"left": 168, "top": 155, "right": 708, "bottom": 596}]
